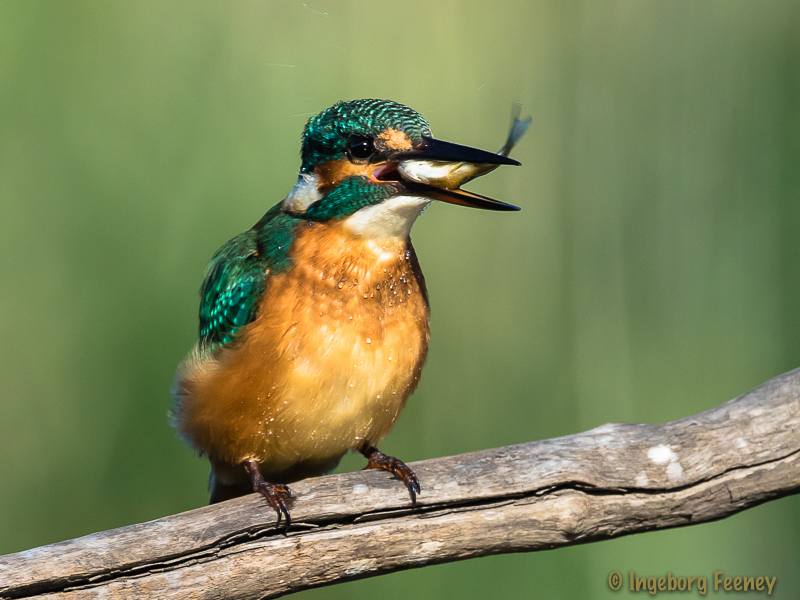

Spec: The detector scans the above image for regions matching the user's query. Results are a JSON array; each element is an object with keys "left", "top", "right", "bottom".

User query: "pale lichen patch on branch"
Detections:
[{"left": 647, "top": 445, "right": 678, "bottom": 464}]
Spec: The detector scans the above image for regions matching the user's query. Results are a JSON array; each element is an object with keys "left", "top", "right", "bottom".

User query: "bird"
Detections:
[{"left": 171, "top": 98, "right": 526, "bottom": 527}]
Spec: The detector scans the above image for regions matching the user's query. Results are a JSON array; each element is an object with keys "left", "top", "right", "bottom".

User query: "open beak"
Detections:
[
  {"left": 373, "top": 135, "right": 522, "bottom": 211},
  {"left": 400, "top": 137, "right": 521, "bottom": 166}
]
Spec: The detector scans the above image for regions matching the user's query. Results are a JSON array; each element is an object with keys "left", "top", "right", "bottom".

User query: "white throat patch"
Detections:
[
  {"left": 342, "top": 195, "right": 431, "bottom": 239},
  {"left": 282, "top": 173, "right": 322, "bottom": 212}
]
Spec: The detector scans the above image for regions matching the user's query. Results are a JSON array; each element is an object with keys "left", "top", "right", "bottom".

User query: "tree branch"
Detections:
[{"left": 2, "top": 368, "right": 799, "bottom": 600}]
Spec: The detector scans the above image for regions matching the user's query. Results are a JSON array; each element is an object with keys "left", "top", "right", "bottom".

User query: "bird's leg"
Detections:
[
  {"left": 242, "top": 459, "right": 292, "bottom": 529},
  {"left": 359, "top": 443, "right": 420, "bottom": 504}
]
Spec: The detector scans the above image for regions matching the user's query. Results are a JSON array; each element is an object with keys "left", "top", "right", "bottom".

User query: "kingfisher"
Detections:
[{"left": 171, "top": 99, "right": 527, "bottom": 527}]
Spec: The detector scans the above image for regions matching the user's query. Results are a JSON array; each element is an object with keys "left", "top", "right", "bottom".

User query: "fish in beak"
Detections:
[{"left": 374, "top": 109, "right": 530, "bottom": 211}]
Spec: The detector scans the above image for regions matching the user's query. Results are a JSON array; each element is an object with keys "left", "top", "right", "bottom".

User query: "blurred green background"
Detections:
[{"left": 1, "top": 1, "right": 799, "bottom": 598}]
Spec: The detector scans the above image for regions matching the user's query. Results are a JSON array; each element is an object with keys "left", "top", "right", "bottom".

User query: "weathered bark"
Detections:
[{"left": 2, "top": 368, "right": 799, "bottom": 600}]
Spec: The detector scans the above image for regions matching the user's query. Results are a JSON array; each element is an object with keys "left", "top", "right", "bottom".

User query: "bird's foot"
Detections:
[
  {"left": 243, "top": 459, "right": 292, "bottom": 530},
  {"left": 359, "top": 444, "right": 420, "bottom": 504}
]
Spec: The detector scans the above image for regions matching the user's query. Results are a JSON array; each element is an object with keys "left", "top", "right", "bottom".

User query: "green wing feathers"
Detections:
[
  {"left": 199, "top": 232, "right": 267, "bottom": 349},
  {"left": 198, "top": 203, "right": 303, "bottom": 350}
]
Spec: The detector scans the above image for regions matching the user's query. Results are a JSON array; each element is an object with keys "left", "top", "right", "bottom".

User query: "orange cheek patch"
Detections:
[
  {"left": 315, "top": 158, "right": 370, "bottom": 192},
  {"left": 377, "top": 129, "right": 413, "bottom": 151}
]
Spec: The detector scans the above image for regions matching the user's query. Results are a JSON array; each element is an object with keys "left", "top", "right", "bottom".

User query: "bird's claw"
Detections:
[
  {"left": 255, "top": 481, "right": 292, "bottom": 530},
  {"left": 363, "top": 447, "right": 421, "bottom": 504},
  {"left": 391, "top": 461, "right": 421, "bottom": 504},
  {"left": 243, "top": 459, "right": 292, "bottom": 530}
]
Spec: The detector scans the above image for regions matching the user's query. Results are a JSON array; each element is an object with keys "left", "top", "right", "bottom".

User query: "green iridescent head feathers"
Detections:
[{"left": 300, "top": 99, "right": 431, "bottom": 172}]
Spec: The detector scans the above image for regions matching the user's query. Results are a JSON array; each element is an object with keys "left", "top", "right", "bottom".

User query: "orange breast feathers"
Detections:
[{"left": 173, "top": 221, "right": 430, "bottom": 480}]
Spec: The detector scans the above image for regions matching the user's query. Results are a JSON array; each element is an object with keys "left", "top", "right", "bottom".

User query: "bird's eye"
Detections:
[{"left": 347, "top": 137, "right": 375, "bottom": 161}]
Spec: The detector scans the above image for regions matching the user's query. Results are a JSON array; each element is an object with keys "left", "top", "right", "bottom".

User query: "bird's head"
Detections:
[{"left": 282, "top": 99, "right": 521, "bottom": 239}]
